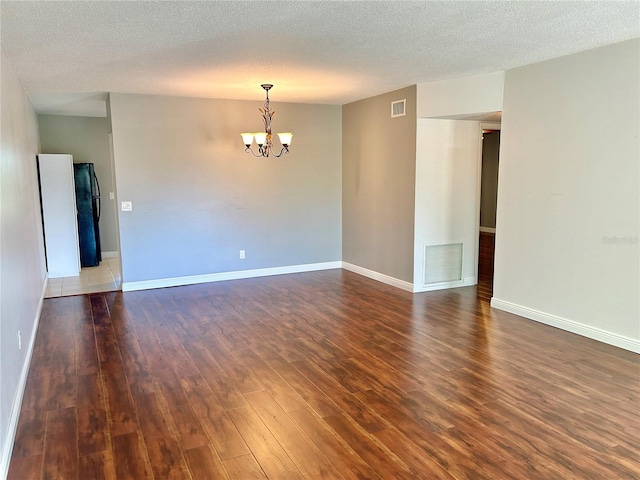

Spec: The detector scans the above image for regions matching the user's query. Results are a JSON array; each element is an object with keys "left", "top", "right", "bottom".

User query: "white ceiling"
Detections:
[{"left": 1, "top": 1, "right": 639, "bottom": 116}]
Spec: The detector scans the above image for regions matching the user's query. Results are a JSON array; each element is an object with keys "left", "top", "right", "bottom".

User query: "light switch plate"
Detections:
[{"left": 121, "top": 201, "right": 132, "bottom": 211}]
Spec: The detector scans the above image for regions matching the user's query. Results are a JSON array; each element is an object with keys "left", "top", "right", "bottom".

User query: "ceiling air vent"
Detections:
[{"left": 391, "top": 99, "right": 406, "bottom": 118}]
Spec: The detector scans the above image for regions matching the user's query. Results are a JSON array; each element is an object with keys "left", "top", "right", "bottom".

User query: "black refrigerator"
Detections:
[{"left": 73, "top": 163, "right": 102, "bottom": 267}]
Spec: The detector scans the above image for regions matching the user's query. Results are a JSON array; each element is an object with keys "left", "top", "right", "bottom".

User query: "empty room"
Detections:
[{"left": 1, "top": 1, "right": 639, "bottom": 479}]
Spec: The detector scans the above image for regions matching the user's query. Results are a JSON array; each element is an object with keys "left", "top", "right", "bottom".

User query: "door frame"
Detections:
[{"left": 474, "top": 122, "right": 501, "bottom": 286}]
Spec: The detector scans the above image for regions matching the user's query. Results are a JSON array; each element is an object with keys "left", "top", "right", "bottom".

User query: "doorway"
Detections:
[
  {"left": 44, "top": 257, "right": 121, "bottom": 297},
  {"left": 37, "top": 115, "right": 122, "bottom": 297},
  {"left": 477, "top": 126, "right": 500, "bottom": 300}
]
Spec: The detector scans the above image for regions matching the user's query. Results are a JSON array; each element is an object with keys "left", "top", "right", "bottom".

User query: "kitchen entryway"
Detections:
[{"left": 45, "top": 256, "right": 121, "bottom": 298}]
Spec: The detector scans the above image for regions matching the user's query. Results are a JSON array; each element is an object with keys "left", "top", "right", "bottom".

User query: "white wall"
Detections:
[
  {"left": 109, "top": 93, "right": 342, "bottom": 289},
  {"left": 493, "top": 39, "right": 640, "bottom": 351},
  {"left": 0, "top": 47, "right": 47, "bottom": 476},
  {"left": 414, "top": 119, "right": 481, "bottom": 290},
  {"left": 414, "top": 73, "right": 503, "bottom": 292},
  {"left": 417, "top": 71, "right": 504, "bottom": 118}
]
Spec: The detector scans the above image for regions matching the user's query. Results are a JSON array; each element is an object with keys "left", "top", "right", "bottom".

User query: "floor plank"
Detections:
[
  {"left": 76, "top": 372, "right": 108, "bottom": 457},
  {"left": 222, "top": 454, "right": 268, "bottom": 480},
  {"left": 78, "top": 449, "right": 118, "bottom": 480},
  {"left": 42, "top": 407, "right": 78, "bottom": 480},
  {"left": 226, "top": 406, "right": 304, "bottom": 479},
  {"left": 183, "top": 444, "right": 229, "bottom": 480},
  {"left": 135, "top": 392, "right": 192, "bottom": 480},
  {"left": 244, "top": 390, "right": 342, "bottom": 479},
  {"left": 287, "top": 408, "right": 382, "bottom": 480},
  {"left": 6, "top": 454, "right": 43, "bottom": 480},
  {"left": 111, "top": 430, "right": 153, "bottom": 480}
]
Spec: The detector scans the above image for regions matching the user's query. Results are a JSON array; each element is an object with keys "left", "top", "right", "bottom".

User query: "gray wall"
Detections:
[
  {"left": 494, "top": 38, "right": 639, "bottom": 342},
  {"left": 0, "top": 48, "right": 46, "bottom": 474},
  {"left": 480, "top": 131, "right": 500, "bottom": 229},
  {"left": 109, "top": 92, "right": 342, "bottom": 284},
  {"left": 342, "top": 85, "right": 417, "bottom": 283},
  {"left": 38, "top": 114, "right": 118, "bottom": 253}
]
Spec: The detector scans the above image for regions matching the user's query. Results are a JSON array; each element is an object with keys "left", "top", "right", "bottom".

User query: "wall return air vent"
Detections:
[
  {"left": 391, "top": 99, "right": 406, "bottom": 118},
  {"left": 424, "top": 243, "right": 463, "bottom": 284}
]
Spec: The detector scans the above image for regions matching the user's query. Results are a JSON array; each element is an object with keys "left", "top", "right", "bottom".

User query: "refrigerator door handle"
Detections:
[
  {"left": 94, "top": 172, "right": 100, "bottom": 198},
  {"left": 93, "top": 172, "right": 101, "bottom": 220}
]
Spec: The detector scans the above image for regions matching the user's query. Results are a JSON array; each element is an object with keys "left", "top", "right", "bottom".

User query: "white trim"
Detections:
[
  {"left": 341, "top": 262, "right": 414, "bottom": 292},
  {"left": 122, "top": 261, "right": 342, "bottom": 292},
  {"left": 490, "top": 298, "right": 640, "bottom": 354},
  {"left": 479, "top": 226, "right": 496, "bottom": 234},
  {"left": 101, "top": 251, "right": 119, "bottom": 258},
  {"left": 1, "top": 275, "right": 48, "bottom": 479},
  {"left": 413, "top": 276, "right": 477, "bottom": 293}
]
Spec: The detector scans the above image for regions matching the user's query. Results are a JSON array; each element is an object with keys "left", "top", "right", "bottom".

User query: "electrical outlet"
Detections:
[
  {"left": 18, "top": 330, "right": 21, "bottom": 350},
  {"left": 239, "top": 250, "right": 246, "bottom": 259},
  {"left": 109, "top": 192, "right": 115, "bottom": 200},
  {"left": 121, "top": 201, "right": 132, "bottom": 211}
]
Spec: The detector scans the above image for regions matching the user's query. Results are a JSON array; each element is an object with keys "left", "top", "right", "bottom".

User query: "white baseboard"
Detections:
[
  {"left": 479, "top": 226, "right": 496, "bottom": 233},
  {"left": 101, "top": 251, "right": 119, "bottom": 258},
  {"left": 339, "top": 263, "right": 476, "bottom": 294},
  {"left": 491, "top": 298, "right": 640, "bottom": 354},
  {"left": 341, "top": 262, "right": 414, "bottom": 292},
  {"left": 122, "top": 261, "right": 342, "bottom": 292},
  {"left": 1, "top": 275, "right": 48, "bottom": 479},
  {"left": 413, "top": 276, "right": 477, "bottom": 293}
]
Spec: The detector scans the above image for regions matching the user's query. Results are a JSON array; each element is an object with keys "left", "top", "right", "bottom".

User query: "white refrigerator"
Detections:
[{"left": 38, "top": 154, "right": 81, "bottom": 278}]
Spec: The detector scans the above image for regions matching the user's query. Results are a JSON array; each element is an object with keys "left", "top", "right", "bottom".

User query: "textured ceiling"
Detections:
[{"left": 1, "top": 1, "right": 639, "bottom": 116}]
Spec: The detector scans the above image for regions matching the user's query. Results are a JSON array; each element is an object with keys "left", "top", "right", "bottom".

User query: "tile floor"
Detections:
[{"left": 45, "top": 256, "right": 121, "bottom": 298}]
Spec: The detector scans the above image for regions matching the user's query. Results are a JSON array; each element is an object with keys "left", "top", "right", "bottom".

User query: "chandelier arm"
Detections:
[
  {"left": 245, "top": 146, "right": 267, "bottom": 158},
  {"left": 271, "top": 146, "right": 290, "bottom": 158}
]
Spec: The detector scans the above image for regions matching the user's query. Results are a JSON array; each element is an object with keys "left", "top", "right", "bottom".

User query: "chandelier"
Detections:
[{"left": 241, "top": 84, "right": 292, "bottom": 158}]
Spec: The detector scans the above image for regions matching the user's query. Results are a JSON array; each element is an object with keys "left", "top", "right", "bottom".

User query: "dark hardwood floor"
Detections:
[
  {"left": 8, "top": 269, "right": 640, "bottom": 479},
  {"left": 477, "top": 231, "right": 495, "bottom": 301}
]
